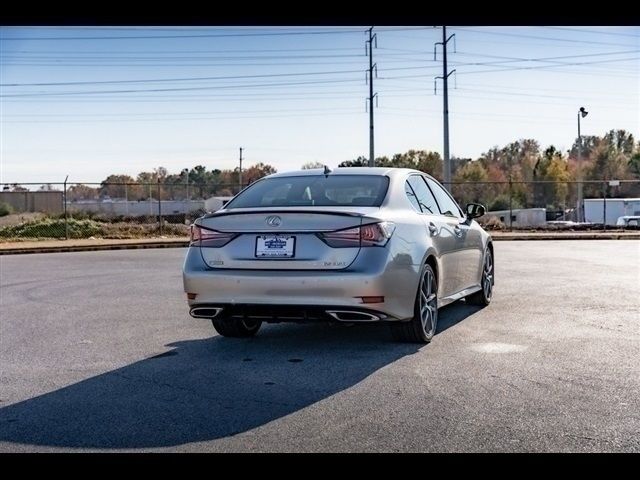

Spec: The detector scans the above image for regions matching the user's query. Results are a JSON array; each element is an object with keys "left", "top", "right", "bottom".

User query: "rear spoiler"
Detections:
[{"left": 200, "top": 209, "right": 367, "bottom": 220}]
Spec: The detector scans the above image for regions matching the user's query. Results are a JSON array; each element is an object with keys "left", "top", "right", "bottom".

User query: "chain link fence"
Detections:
[
  {"left": 1, "top": 179, "right": 639, "bottom": 241},
  {"left": 0, "top": 181, "right": 246, "bottom": 241},
  {"left": 446, "top": 179, "right": 640, "bottom": 230}
]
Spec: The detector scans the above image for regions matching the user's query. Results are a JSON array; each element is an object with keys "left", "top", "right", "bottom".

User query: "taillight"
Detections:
[
  {"left": 318, "top": 227, "right": 361, "bottom": 248},
  {"left": 190, "top": 224, "right": 237, "bottom": 247},
  {"left": 318, "top": 222, "right": 395, "bottom": 248}
]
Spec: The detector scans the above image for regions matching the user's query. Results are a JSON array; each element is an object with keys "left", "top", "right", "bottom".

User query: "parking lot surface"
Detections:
[{"left": 1, "top": 241, "right": 638, "bottom": 452}]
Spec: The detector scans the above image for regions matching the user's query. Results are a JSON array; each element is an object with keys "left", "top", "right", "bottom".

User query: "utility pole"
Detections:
[
  {"left": 366, "top": 27, "right": 377, "bottom": 167},
  {"left": 182, "top": 168, "right": 189, "bottom": 215},
  {"left": 157, "top": 177, "right": 162, "bottom": 236},
  {"left": 577, "top": 107, "right": 588, "bottom": 222},
  {"left": 63, "top": 175, "right": 69, "bottom": 240},
  {"left": 434, "top": 26, "right": 456, "bottom": 192},
  {"left": 239, "top": 147, "right": 243, "bottom": 193}
]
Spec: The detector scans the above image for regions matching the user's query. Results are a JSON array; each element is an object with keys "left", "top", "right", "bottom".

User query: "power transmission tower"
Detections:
[
  {"left": 366, "top": 27, "right": 378, "bottom": 167},
  {"left": 434, "top": 26, "right": 456, "bottom": 192}
]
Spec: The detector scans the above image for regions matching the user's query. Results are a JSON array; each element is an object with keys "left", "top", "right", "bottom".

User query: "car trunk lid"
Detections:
[{"left": 196, "top": 207, "right": 379, "bottom": 270}]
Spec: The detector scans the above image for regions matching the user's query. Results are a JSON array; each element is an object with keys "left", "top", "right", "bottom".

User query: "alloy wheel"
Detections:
[
  {"left": 419, "top": 268, "right": 438, "bottom": 337},
  {"left": 482, "top": 250, "right": 493, "bottom": 301}
]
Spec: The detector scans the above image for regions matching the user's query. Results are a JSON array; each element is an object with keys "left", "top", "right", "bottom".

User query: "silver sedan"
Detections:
[{"left": 183, "top": 167, "right": 494, "bottom": 343}]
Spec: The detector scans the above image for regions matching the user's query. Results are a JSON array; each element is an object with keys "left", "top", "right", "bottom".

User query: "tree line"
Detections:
[
  {"left": 336, "top": 129, "right": 639, "bottom": 210},
  {"left": 65, "top": 163, "right": 277, "bottom": 202},
  {"left": 10, "top": 129, "right": 637, "bottom": 210}
]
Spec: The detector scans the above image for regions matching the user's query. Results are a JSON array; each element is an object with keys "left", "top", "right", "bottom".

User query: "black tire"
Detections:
[
  {"left": 212, "top": 317, "right": 262, "bottom": 338},
  {"left": 391, "top": 263, "right": 438, "bottom": 344},
  {"left": 466, "top": 247, "right": 494, "bottom": 306}
]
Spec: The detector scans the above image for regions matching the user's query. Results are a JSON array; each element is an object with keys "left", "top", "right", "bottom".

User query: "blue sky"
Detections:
[{"left": 1, "top": 26, "right": 638, "bottom": 184}]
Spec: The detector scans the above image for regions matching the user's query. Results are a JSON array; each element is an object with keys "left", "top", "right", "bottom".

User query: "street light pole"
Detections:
[{"left": 577, "top": 107, "right": 588, "bottom": 222}]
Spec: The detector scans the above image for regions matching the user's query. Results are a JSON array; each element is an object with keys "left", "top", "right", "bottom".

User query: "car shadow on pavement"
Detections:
[
  {"left": 436, "top": 301, "right": 484, "bottom": 335},
  {"left": 0, "top": 307, "right": 480, "bottom": 450},
  {"left": 0, "top": 324, "right": 409, "bottom": 449}
]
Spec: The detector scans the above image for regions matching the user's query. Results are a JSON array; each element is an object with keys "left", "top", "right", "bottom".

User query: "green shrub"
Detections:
[
  {"left": 0, "top": 217, "right": 189, "bottom": 240},
  {"left": 0, "top": 202, "right": 14, "bottom": 217},
  {"left": 0, "top": 218, "right": 104, "bottom": 239}
]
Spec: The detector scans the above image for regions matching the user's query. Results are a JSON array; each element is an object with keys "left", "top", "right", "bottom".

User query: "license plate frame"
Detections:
[{"left": 255, "top": 235, "right": 296, "bottom": 258}]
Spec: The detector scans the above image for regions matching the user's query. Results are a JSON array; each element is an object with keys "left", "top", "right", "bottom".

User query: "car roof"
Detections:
[{"left": 265, "top": 167, "right": 431, "bottom": 179}]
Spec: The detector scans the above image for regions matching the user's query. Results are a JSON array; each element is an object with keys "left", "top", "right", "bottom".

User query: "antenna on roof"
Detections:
[{"left": 323, "top": 165, "right": 333, "bottom": 176}]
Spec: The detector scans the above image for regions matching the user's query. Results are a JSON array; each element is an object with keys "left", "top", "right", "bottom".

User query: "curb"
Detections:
[
  {"left": 0, "top": 241, "right": 189, "bottom": 255},
  {"left": 1, "top": 234, "right": 638, "bottom": 255},
  {"left": 492, "top": 233, "right": 640, "bottom": 241}
]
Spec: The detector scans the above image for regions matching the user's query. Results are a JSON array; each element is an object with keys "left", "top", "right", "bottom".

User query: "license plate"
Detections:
[{"left": 255, "top": 235, "right": 295, "bottom": 258}]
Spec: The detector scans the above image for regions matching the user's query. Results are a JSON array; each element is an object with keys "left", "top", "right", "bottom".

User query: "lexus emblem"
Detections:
[{"left": 266, "top": 215, "right": 282, "bottom": 227}]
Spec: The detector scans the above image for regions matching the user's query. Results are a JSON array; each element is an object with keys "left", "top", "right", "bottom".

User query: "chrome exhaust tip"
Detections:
[
  {"left": 190, "top": 307, "right": 223, "bottom": 319},
  {"left": 326, "top": 310, "right": 381, "bottom": 322}
]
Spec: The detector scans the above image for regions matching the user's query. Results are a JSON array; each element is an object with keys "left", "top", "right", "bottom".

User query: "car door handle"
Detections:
[
  {"left": 453, "top": 225, "right": 463, "bottom": 237},
  {"left": 428, "top": 223, "right": 438, "bottom": 236}
]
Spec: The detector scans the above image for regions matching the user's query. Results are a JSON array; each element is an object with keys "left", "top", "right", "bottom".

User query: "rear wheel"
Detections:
[
  {"left": 391, "top": 263, "right": 438, "bottom": 343},
  {"left": 466, "top": 247, "right": 493, "bottom": 306},
  {"left": 212, "top": 318, "right": 262, "bottom": 338}
]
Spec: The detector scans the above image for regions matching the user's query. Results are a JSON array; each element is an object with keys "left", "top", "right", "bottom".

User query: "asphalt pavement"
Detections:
[{"left": 0, "top": 241, "right": 638, "bottom": 452}]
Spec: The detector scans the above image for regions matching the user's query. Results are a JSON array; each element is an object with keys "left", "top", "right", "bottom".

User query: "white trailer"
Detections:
[{"left": 584, "top": 198, "right": 640, "bottom": 225}]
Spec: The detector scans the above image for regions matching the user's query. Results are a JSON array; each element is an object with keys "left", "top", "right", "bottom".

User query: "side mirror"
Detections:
[{"left": 466, "top": 203, "right": 486, "bottom": 219}]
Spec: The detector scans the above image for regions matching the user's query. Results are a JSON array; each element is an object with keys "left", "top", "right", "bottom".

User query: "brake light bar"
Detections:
[
  {"left": 190, "top": 224, "right": 237, "bottom": 248},
  {"left": 318, "top": 222, "right": 395, "bottom": 248}
]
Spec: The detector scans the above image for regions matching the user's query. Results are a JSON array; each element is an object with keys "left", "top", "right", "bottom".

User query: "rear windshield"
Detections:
[{"left": 225, "top": 175, "right": 390, "bottom": 209}]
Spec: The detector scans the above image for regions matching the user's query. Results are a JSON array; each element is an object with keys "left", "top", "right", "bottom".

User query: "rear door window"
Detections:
[
  {"left": 406, "top": 176, "right": 439, "bottom": 214},
  {"left": 424, "top": 177, "right": 463, "bottom": 219}
]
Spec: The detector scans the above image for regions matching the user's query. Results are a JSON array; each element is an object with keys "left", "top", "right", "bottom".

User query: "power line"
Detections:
[
  {"left": 377, "top": 107, "right": 633, "bottom": 124},
  {"left": 446, "top": 92, "right": 633, "bottom": 110},
  {"left": 0, "top": 28, "right": 367, "bottom": 41},
  {"left": 2, "top": 110, "right": 366, "bottom": 123},
  {"left": 0, "top": 68, "right": 367, "bottom": 87},
  {"left": 1, "top": 52, "right": 428, "bottom": 61},
  {"left": 3, "top": 106, "right": 366, "bottom": 117},
  {"left": 1, "top": 53, "right": 427, "bottom": 64},
  {"left": 0, "top": 58, "right": 430, "bottom": 68},
  {"left": 0, "top": 55, "right": 369, "bottom": 63},
  {"left": 452, "top": 56, "right": 640, "bottom": 75},
  {"left": 446, "top": 56, "right": 639, "bottom": 72},
  {"left": 0, "top": 27, "right": 431, "bottom": 42},
  {"left": 2, "top": 47, "right": 365, "bottom": 54},
  {"left": 539, "top": 26, "right": 640, "bottom": 38},
  {"left": 0, "top": 87, "right": 435, "bottom": 103},
  {"left": 380, "top": 65, "right": 636, "bottom": 81},
  {"left": 0, "top": 78, "right": 366, "bottom": 97},
  {"left": 454, "top": 49, "right": 640, "bottom": 63},
  {"left": 430, "top": 81, "right": 635, "bottom": 98},
  {"left": 375, "top": 55, "right": 639, "bottom": 79},
  {"left": 453, "top": 87, "right": 632, "bottom": 104},
  {"left": 1, "top": 66, "right": 441, "bottom": 91},
  {"left": 450, "top": 27, "right": 638, "bottom": 48}
]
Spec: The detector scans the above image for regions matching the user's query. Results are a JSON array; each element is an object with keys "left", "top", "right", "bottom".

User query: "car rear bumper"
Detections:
[{"left": 182, "top": 246, "right": 419, "bottom": 320}]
